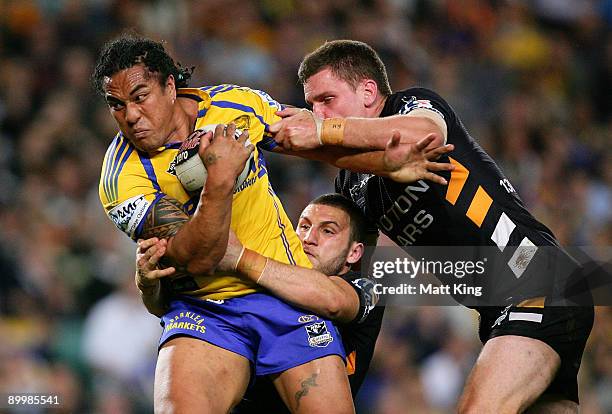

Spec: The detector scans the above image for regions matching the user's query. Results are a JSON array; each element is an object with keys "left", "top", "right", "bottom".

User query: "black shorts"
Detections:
[{"left": 477, "top": 300, "right": 594, "bottom": 404}]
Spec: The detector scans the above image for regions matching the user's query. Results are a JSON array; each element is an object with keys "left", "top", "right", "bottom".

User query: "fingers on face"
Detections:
[{"left": 277, "top": 107, "right": 301, "bottom": 118}]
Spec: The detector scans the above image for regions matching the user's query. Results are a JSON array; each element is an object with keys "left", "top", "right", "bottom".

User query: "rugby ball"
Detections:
[{"left": 173, "top": 124, "right": 253, "bottom": 192}]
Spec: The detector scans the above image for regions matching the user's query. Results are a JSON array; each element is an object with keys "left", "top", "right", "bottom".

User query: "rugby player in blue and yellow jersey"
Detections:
[
  {"left": 94, "top": 35, "right": 354, "bottom": 414},
  {"left": 93, "top": 35, "right": 453, "bottom": 413}
]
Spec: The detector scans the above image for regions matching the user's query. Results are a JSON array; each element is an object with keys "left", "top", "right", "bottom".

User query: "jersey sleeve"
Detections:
[
  {"left": 99, "top": 142, "right": 164, "bottom": 241},
  {"left": 247, "top": 89, "right": 283, "bottom": 152},
  {"left": 341, "top": 272, "right": 379, "bottom": 324},
  {"left": 392, "top": 87, "right": 456, "bottom": 131}
]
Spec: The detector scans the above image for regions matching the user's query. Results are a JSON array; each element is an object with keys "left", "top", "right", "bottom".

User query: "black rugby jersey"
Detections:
[{"left": 336, "top": 88, "right": 578, "bottom": 305}]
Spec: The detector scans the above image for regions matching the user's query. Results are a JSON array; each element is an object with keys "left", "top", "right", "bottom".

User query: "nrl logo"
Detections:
[{"left": 305, "top": 321, "right": 333, "bottom": 348}]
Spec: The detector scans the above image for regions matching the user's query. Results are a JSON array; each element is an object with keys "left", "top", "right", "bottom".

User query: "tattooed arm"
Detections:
[{"left": 140, "top": 124, "right": 254, "bottom": 275}]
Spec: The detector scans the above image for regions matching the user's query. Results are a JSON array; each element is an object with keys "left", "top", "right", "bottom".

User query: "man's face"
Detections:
[
  {"left": 303, "top": 67, "right": 369, "bottom": 119},
  {"left": 297, "top": 203, "right": 359, "bottom": 276},
  {"left": 103, "top": 64, "right": 176, "bottom": 152}
]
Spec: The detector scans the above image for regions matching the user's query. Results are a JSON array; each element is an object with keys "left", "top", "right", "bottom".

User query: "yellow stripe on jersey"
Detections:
[
  {"left": 346, "top": 351, "right": 356, "bottom": 375},
  {"left": 517, "top": 297, "right": 545, "bottom": 308},
  {"left": 445, "top": 157, "right": 469, "bottom": 205},
  {"left": 466, "top": 186, "right": 493, "bottom": 227},
  {"left": 99, "top": 85, "right": 310, "bottom": 300}
]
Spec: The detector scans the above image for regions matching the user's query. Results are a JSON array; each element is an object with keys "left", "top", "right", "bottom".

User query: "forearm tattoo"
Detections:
[
  {"left": 141, "top": 196, "right": 191, "bottom": 280},
  {"left": 140, "top": 196, "right": 188, "bottom": 240}
]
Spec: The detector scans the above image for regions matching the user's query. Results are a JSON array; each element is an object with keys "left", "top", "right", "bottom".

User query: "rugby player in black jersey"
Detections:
[
  {"left": 269, "top": 40, "right": 594, "bottom": 413},
  {"left": 137, "top": 193, "right": 384, "bottom": 413}
]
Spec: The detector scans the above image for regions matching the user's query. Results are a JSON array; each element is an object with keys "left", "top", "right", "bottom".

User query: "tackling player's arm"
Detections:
[
  {"left": 253, "top": 92, "right": 453, "bottom": 184},
  {"left": 137, "top": 231, "right": 376, "bottom": 323},
  {"left": 269, "top": 107, "right": 447, "bottom": 151},
  {"left": 219, "top": 231, "right": 360, "bottom": 323},
  {"left": 272, "top": 133, "right": 454, "bottom": 185},
  {"left": 140, "top": 125, "right": 253, "bottom": 275}
]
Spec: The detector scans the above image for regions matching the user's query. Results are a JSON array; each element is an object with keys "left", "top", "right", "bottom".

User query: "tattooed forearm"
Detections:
[
  {"left": 294, "top": 373, "right": 319, "bottom": 410},
  {"left": 140, "top": 196, "right": 189, "bottom": 240},
  {"left": 140, "top": 196, "right": 192, "bottom": 278}
]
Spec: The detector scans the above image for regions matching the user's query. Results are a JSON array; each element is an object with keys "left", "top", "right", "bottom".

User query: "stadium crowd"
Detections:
[{"left": 0, "top": 1, "right": 610, "bottom": 412}]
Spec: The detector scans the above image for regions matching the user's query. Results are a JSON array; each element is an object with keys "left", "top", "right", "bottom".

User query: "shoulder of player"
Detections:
[
  {"left": 101, "top": 133, "right": 135, "bottom": 177},
  {"left": 388, "top": 87, "right": 450, "bottom": 110},
  {"left": 386, "top": 86, "right": 456, "bottom": 126},
  {"left": 101, "top": 133, "right": 147, "bottom": 172},
  {"left": 339, "top": 270, "right": 361, "bottom": 283},
  {"left": 393, "top": 86, "right": 444, "bottom": 100}
]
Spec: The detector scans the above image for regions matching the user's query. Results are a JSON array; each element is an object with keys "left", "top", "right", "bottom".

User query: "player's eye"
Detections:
[
  {"left": 323, "top": 228, "right": 335, "bottom": 235},
  {"left": 108, "top": 101, "right": 124, "bottom": 111},
  {"left": 134, "top": 93, "right": 148, "bottom": 103},
  {"left": 299, "top": 224, "right": 310, "bottom": 230},
  {"left": 323, "top": 96, "right": 334, "bottom": 104}
]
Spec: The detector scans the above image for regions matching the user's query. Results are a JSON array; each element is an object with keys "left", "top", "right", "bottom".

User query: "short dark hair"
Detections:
[
  {"left": 309, "top": 193, "right": 368, "bottom": 244},
  {"left": 298, "top": 40, "right": 392, "bottom": 96},
  {"left": 92, "top": 34, "right": 193, "bottom": 95}
]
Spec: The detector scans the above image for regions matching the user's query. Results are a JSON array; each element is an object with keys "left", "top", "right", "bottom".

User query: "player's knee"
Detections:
[
  {"left": 154, "top": 387, "right": 184, "bottom": 414},
  {"left": 155, "top": 392, "right": 216, "bottom": 414},
  {"left": 154, "top": 396, "right": 175, "bottom": 414},
  {"left": 154, "top": 380, "right": 212, "bottom": 414}
]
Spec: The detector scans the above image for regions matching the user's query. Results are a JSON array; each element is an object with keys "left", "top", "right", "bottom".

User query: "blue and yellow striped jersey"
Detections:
[{"left": 99, "top": 85, "right": 310, "bottom": 300}]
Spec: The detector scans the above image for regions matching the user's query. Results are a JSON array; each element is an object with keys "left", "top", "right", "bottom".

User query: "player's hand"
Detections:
[
  {"left": 135, "top": 238, "right": 175, "bottom": 292},
  {"left": 202, "top": 123, "right": 254, "bottom": 187},
  {"left": 269, "top": 108, "right": 322, "bottom": 150},
  {"left": 384, "top": 133, "right": 455, "bottom": 184},
  {"left": 217, "top": 229, "right": 245, "bottom": 273}
]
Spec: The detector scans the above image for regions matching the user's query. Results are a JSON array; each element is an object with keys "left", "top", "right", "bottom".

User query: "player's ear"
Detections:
[
  {"left": 166, "top": 74, "right": 177, "bottom": 100},
  {"left": 346, "top": 241, "right": 364, "bottom": 265},
  {"left": 362, "top": 79, "right": 378, "bottom": 107}
]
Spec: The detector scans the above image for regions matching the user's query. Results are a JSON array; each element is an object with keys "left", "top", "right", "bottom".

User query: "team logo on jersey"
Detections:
[
  {"left": 108, "top": 195, "right": 150, "bottom": 238},
  {"left": 305, "top": 321, "right": 333, "bottom": 347},
  {"left": 492, "top": 304, "right": 512, "bottom": 328},
  {"left": 398, "top": 96, "right": 444, "bottom": 119},
  {"left": 298, "top": 315, "right": 319, "bottom": 324}
]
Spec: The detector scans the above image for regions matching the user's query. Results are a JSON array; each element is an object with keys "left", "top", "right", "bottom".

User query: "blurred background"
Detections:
[{"left": 0, "top": 0, "right": 610, "bottom": 413}]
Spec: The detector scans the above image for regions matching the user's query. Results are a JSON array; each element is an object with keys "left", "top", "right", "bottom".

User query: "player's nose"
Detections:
[
  {"left": 125, "top": 101, "right": 141, "bottom": 125},
  {"left": 302, "top": 228, "right": 318, "bottom": 245}
]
